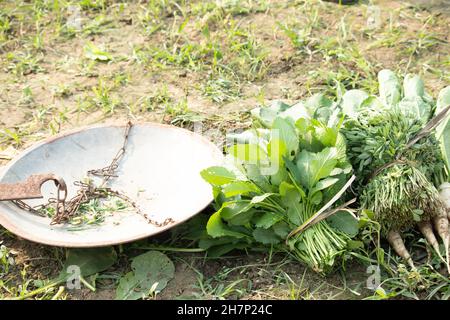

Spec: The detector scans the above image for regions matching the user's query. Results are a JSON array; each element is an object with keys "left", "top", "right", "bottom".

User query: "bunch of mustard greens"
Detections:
[{"left": 201, "top": 96, "right": 358, "bottom": 273}]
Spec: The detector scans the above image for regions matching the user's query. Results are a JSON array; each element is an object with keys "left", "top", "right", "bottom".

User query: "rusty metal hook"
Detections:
[{"left": 0, "top": 173, "right": 67, "bottom": 201}]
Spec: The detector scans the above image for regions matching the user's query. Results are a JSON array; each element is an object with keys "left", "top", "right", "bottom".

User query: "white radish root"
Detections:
[
  {"left": 418, "top": 221, "right": 445, "bottom": 263},
  {"left": 438, "top": 183, "right": 450, "bottom": 221},
  {"left": 387, "top": 230, "right": 415, "bottom": 269},
  {"left": 433, "top": 213, "right": 450, "bottom": 273}
]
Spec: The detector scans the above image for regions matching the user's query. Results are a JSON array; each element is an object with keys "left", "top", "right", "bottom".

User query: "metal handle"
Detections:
[{"left": 0, "top": 173, "right": 67, "bottom": 201}]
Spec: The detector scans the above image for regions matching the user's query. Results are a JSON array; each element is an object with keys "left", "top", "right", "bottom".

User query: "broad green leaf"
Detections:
[
  {"left": 219, "top": 201, "right": 256, "bottom": 226},
  {"left": 272, "top": 117, "right": 299, "bottom": 159},
  {"left": 131, "top": 251, "right": 174, "bottom": 291},
  {"left": 396, "top": 96, "right": 431, "bottom": 123},
  {"left": 436, "top": 86, "right": 450, "bottom": 136},
  {"left": 295, "top": 118, "right": 310, "bottom": 135},
  {"left": 251, "top": 193, "right": 275, "bottom": 204},
  {"left": 281, "top": 187, "right": 302, "bottom": 208},
  {"left": 201, "top": 166, "right": 236, "bottom": 186},
  {"left": 253, "top": 228, "right": 281, "bottom": 244},
  {"left": 245, "top": 164, "right": 274, "bottom": 193},
  {"left": 220, "top": 201, "right": 251, "bottom": 220},
  {"left": 270, "top": 166, "right": 288, "bottom": 186},
  {"left": 279, "top": 102, "right": 310, "bottom": 122},
  {"left": 296, "top": 148, "right": 338, "bottom": 189},
  {"left": 59, "top": 247, "right": 117, "bottom": 280},
  {"left": 435, "top": 87, "right": 450, "bottom": 170},
  {"left": 207, "top": 211, "right": 247, "bottom": 238},
  {"left": 322, "top": 174, "right": 349, "bottom": 204},
  {"left": 310, "top": 190, "right": 322, "bottom": 205},
  {"left": 309, "top": 177, "right": 339, "bottom": 197},
  {"left": 116, "top": 251, "right": 174, "bottom": 300},
  {"left": 222, "top": 181, "right": 259, "bottom": 197},
  {"left": 305, "top": 94, "right": 332, "bottom": 115},
  {"left": 228, "top": 209, "right": 255, "bottom": 226},
  {"left": 251, "top": 101, "right": 291, "bottom": 127},
  {"left": 341, "top": 89, "right": 369, "bottom": 119},
  {"left": 313, "top": 123, "right": 339, "bottom": 148},
  {"left": 267, "top": 138, "right": 287, "bottom": 168},
  {"left": 378, "top": 69, "right": 401, "bottom": 107},
  {"left": 285, "top": 157, "right": 303, "bottom": 185},
  {"left": 272, "top": 221, "right": 290, "bottom": 238},
  {"left": 254, "top": 212, "right": 284, "bottom": 229},
  {"left": 335, "top": 133, "right": 348, "bottom": 162},
  {"left": 115, "top": 272, "right": 142, "bottom": 300},
  {"left": 279, "top": 181, "right": 295, "bottom": 196},
  {"left": 347, "top": 240, "right": 364, "bottom": 249},
  {"left": 403, "top": 74, "right": 424, "bottom": 98},
  {"left": 326, "top": 211, "right": 359, "bottom": 237},
  {"left": 287, "top": 203, "right": 302, "bottom": 225}
]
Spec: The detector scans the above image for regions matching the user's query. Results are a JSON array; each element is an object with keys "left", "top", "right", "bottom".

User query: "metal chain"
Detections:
[{"left": 14, "top": 121, "right": 174, "bottom": 228}]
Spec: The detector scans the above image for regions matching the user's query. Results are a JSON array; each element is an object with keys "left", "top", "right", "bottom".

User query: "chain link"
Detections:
[{"left": 14, "top": 121, "right": 174, "bottom": 228}]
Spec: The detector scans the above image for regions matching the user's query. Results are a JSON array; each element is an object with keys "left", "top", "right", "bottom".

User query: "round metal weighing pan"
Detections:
[{"left": 0, "top": 122, "right": 223, "bottom": 247}]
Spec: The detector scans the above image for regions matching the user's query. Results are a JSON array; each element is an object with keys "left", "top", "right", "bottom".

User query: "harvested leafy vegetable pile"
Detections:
[
  {"left": 201, "top": 69, "right": 450, "bottom": 274},
  {"left": 201, "top": 88, "right": 359, "bottom": 273}
]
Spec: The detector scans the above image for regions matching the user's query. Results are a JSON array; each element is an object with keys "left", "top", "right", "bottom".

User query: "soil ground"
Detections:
[{"left": 0, "top": 0, "right": 449, "bottom": 300}]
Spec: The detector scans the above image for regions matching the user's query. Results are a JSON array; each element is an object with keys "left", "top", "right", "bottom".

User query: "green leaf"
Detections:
[
  {"left": 287, "top": 203, "right": 302, "bottom": 225},
  {"left": 341, "top": 89, "right": 369, "bottom": 119},
  {"left": 403, "top": 74, "right": 424, "bottom": 98},
  {"left": 313, "top": 123, "right": 339, "bottom": 148},
  {"left": 272, "top": 222, "right": 290, "bottom": 238},
  {"left": 222, "top": 181, "right": 259, "bottom": 197},
  {"left": 251, "top": 193, "right": 275, "bottom": 204},
  {"left": 207, "top": 211, "right": 247, "bottom": 238},
  {"left": 220, "top": 201, "right": 251, "bottom": 221},
  {"left": 347, "top": 240, "right": 364, "bottom": 250},
  {"left": 279, "top": 102, "right": 310, "bottom": 122},
  {"left": 296, "top": 148, "right": 338, "bottom": 189},
  {"left": 435, "top": 87, "right": 450, "bottom": 170},
  {"left": 253, "top": 228, "right": 281, "bottom": 244},
  {"left": 309, "top": 177, "right": 339, "bottom": 197},
  {"left": 397, "top": 96, "right": 431, "bottom": 123},
  {"left": 378, "top": 69, "right": 401, "bottom": 107},
  {"left": 251, "top": 101, "right": 291, "bottom": 127},
  {"left": 254, "top": 212, "right": 284, "bottom": 229},
  {"left": 279, "top": 181, "right": 295, "bottom": 196},
  {"left": 201, "top": 166, "right": 236, "bottom": 186},
  {"left": 284, "top": 157, "right": 303, "bottom": 186},
  {"left": 326, "top": 211, "right": 359, "bottom": 237},
  {"left": 116, "top": 251, "right": 174, "bottom": 300},
  {"left": 59, "top": 247, "right": 117, "bottom": 281},
  {"left": 115, "top": 272, "right": 142, "bottom": 300},
  {"left": 270, "top": 166, "right": 288, "bottom": 186},
  {"left": 272, "top": 117, "right": 299, "bottom": 159},
  {"left": 84, "top": 42, "right": 112, "bottom": 61},
  {"left": 305, "top": 94, "right": 332, "bottom": 115},
  {"left": 244, "top": 164, "right": 274, "bottom": 193}
]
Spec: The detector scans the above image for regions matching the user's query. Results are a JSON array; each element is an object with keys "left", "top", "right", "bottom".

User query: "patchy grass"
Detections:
[{"left": 0, "top": 0, "right": 449, "bottom": 300}]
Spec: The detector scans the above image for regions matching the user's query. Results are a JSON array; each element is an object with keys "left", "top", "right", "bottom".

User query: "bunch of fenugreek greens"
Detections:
[{"left": 341, "top": 70, "right": 450, "bottom": 272}]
